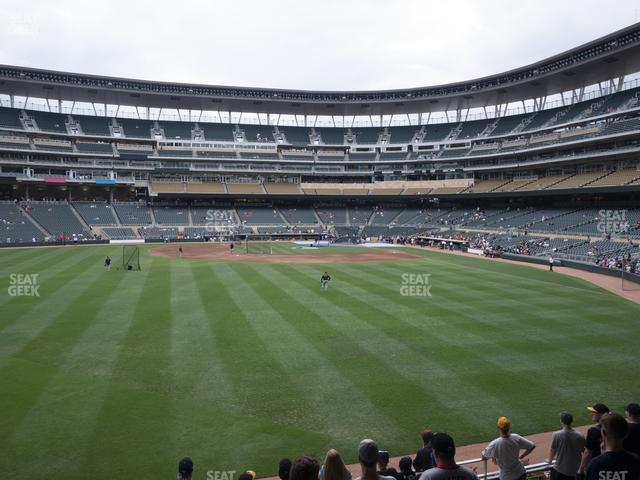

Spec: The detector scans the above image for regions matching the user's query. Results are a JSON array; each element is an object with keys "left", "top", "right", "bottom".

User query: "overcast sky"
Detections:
[{"left": 1, "top": 0, "right": 639, "bottom": 91}]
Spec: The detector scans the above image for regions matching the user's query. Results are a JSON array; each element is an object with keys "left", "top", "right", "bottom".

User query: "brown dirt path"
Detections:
[
  {"left": 258, "top": 425, "right": 590, "bottom": 480},
  {"left": 150, "top": 243, "right": 420, "bottom": 264},
  {"left": 408, "top": 246, "right": 640, "bottom": 305}
]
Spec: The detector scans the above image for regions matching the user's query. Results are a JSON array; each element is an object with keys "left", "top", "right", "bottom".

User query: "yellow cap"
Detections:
[{"left": 497, "top": 416, "right": 511, "bottom": 430}]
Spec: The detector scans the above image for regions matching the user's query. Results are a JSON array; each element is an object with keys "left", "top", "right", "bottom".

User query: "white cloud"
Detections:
[{"left": 0, "top": 0, "right": 638, "bottom": 90}]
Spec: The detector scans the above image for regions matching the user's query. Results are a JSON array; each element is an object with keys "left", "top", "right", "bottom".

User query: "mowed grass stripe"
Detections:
[
  {"left": 0, "top": 246, "right": 73, "bottom": 275},
  {"left": 281, "top": 262, "right": 540, "bottom": 439},
  {"left": 0, "top": 246, "right": 117, "bottom": 316},
  {"left": 78, "top": 257, "right": 174, "bottom": 477},
  {"left": 216, "top": 262, "right": 402, "bottom": 445},
  {"left": 1, "top": 267, "right": 146, "bottom": 478},
  {"left": 234, "top": 262, "right": 459, "bottom": 454},
  {"left": 332, "top": 261, "right": 638, "bottom": 435},
  {"left": 366, "top": 260, "right": 640, "bottom": 347},
  {"left": 190, "top": 262, "right": 316, "bottom": 426},
  {"left": 167, "top": 260, "right": 238, "bottom": 408},
  {"left": 0, "top": 248, "right": 123, "bottom": 355},
  {"left": 0, "top": 255, "right": 129, "bottom": 450}
]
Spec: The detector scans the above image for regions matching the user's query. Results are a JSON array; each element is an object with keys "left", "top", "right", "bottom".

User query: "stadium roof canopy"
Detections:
[{"left": 2, "top": 23, "right": 640, "bottom": 116}]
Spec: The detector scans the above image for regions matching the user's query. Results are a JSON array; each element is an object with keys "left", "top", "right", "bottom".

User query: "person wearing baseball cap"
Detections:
[
  {"left": 577, "top": 403, "right": 610, "bottom": 477},
  {"left": 417, "top": 432, "right": 478, "bottom": 480},
  {"left": 547, "top": 412, "right": 586, "bottom": 480},
  {"left": 586, "top": 413, "right": 640, "bottom": 480},
  {"left": 624, "top": 403, "right": 640, "bottom": 455},
  {"left": 413, "top": 429, "right": 436, "bottom": 473},
  {"left": 177, "top": 457, "right": 194, "bottom": 480},
  {"left": 481, "top": 417, "right": 536, "bottom": 480},
  {"left": 355, "top": 439, "right": 396, "bottom": 480}
]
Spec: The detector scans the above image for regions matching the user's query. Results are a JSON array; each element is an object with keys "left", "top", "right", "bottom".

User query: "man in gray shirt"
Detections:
[
  {"left": 482, "top": 416, "right": 536, "bottom": 480},
  {"left": 548, "top": 412, "right": 586, "bottom": 480},
  {"left": 418, "top": 433, "right": 478, "bottom": 480}
]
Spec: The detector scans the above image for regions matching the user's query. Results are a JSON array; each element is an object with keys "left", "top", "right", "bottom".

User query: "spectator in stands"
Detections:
[
  {"left": 624, "top": 403, "right": 640, "bottom": 456},
  {"left": 481, "top": 416, "right": 535, "bottom": 480},
  {"left": 586, "top": 413, "right": 640, "bottom": 480},
  {"left": 356, "top": 439, "right": 396, "bottom": 480},
  {"left": 398, "top": 457, "right": 416, "bottom": 480},
  {"left": 418, "top": 432, "right": 478, "bottom": 480},
  {"left": 547, "top": 411, "right": 586, "bottom": 480},
  {"left": 578, "top": 403, "right": 610, "bottom": 477},
  {"left": 378, "top": 450, "right": 400, "bottom": 480},
  {"left": 177, "top": 457, "right": 194, "bottom": 480},
  {"left": 413, "top": 429, "right": 435, "bottom": 473},
  {"left": 279, "top": 458, "right": 293, "bottom": 480},
  {"left": 291, "top": 455, "right": 320, "bottom": 480},
  {"left": 320, "top": 449, "right": 351, "bottom": 480}
]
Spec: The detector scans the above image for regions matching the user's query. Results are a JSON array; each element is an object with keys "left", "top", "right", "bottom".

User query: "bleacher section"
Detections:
[
  {"left": 0, "top": 202, "right": 44, "bottom": 243},
  {"left": 456, "top": 119, "right": 493, "bottom": 139},
  {"left": 587, "top": 169, "right": 640, "bottom": 187},
  {"left": 75, "top": 114, "right": 111, "bottom": 136},
  {"left": 0, "top": 107, "right": 23, "bottom": 129},
  {"left": 161, "top": 121, "right": 193, "bottom": 140},
  {"left": 353, "top": 128, "right": 380, "bottom": 144},
  {"left": 316, "top": 128, "right": 346, "bottom": 145},
  {"left": 423, "top": 124, "right": 454, "bottom": 141},
  {"left": 280, "top": 127, "right": 310, "bottom": 145},
  {"left": 153, "top": 206, "right": 189, "bottom": 225},
  {"left": 279, "top": 207, "right": 318, "bottom": 225},
  {"left": 114, "top": 203, "right": 153, "bottom": 225},
  {"left": 241, "top": 124, "right": 275, "bottom": 143},
  {"left": 545, "top": 172, "right": 607, "bottom": 189},
  {"left": 31, "top": 111, "right": 68, "bottom": 133},
  {"left": 236, "top": 206, "right": 285, "bottom": 225},
  {"left": 201, "top": 123, "right": 235, "bottom": 141},
  {"left": 370, "top": 207, "right": 404, "bottom": 225},
  {"left": 101, "top": 227, "right": 137, "bottom": 239},
  {"left": 348, "top": 206, "right": 373, "bottom": 225},
  {"left": 388, "top": 126, "right": 419, "bottom": 143},
  {"left": 315, "top": 207, "right": 348, "bottom": 225},
  {"left": 25, "top": 203, "right": 91, "bottom": 238},
  {"left": 73, "top": 202, "right": 118, "bottom": 225},
  {"left": 118, "top": 118, "right": 153, "bottom": 139}
]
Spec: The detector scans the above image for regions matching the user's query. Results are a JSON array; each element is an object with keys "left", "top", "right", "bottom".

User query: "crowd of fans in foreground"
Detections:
[{"left": 175, "top": 403, "right": 640, "bottom": 480}]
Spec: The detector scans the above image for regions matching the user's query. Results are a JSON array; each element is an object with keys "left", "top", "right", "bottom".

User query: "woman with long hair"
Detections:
[{"left": 320, "top": 449, "right": 352, "bottom": 480}]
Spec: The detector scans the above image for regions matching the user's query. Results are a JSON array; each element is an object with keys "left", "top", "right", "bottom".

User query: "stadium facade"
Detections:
[{"left": 1, "top": 23, "right": 640, "bottom": 252}]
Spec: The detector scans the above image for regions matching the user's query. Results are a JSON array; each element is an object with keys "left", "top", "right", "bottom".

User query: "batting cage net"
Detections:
[
  {"left": 122, "top": 245, "right": 141, "bottom": 271},
  {"left": 244, "top": 236, "right": 274, "bottom": 255},
  {"left": 621, "top": 267, "right": 640, "bottom": 291}
]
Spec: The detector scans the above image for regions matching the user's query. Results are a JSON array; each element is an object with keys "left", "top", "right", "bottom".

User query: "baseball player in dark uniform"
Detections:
[
  {"left": 104, "top": 256, "right": 111, "bottom": 271},
  {"left": 321, "top": 272, "right": 331, "bottom": 292}
]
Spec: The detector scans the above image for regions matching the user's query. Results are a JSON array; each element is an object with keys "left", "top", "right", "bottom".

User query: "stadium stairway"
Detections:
[
  {"left": 149, "top": 207, "right": 158, "bottom": 226},
  {"left": 109, "top": 206, "right": 122, "bottom": 226},
  {"left": 17, "top": 204, "right": 51, "bottom": 237},
  {"left": 69, "top": 203, "right": 92, "bottom": 231}
]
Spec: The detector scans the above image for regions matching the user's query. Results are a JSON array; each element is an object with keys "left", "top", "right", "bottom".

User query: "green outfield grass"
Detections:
[{"left": 1, "top": 243, "right": 639, "bottom": 479}]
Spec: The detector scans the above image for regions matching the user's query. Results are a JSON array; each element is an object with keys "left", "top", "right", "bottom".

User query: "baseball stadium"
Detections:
[{"left": 2, "top": 6, "right": 640, "bottom": 480}]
